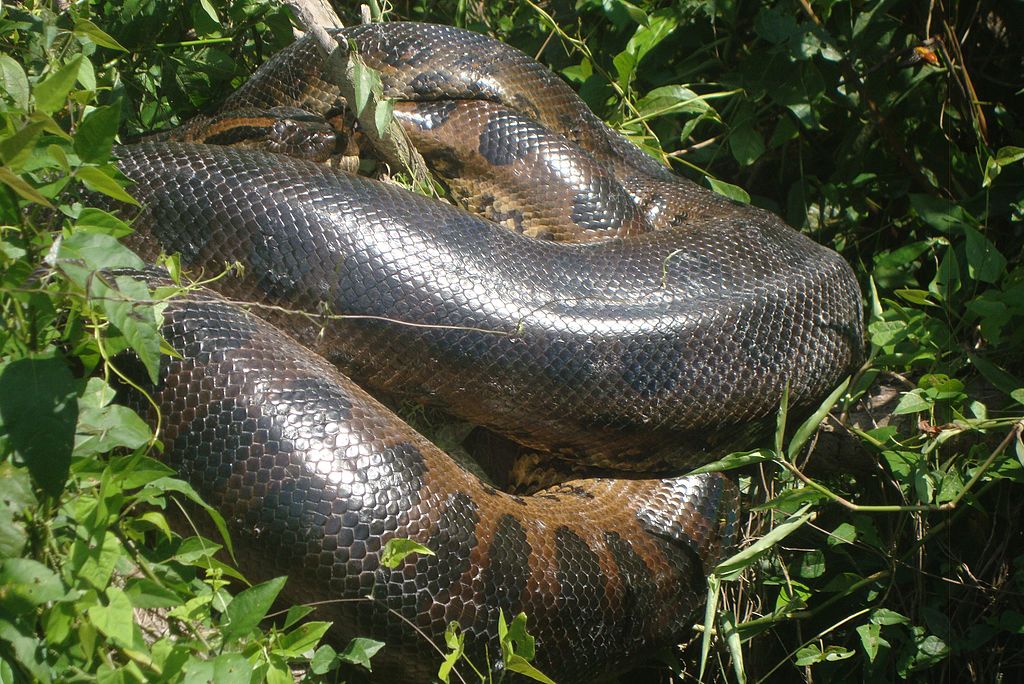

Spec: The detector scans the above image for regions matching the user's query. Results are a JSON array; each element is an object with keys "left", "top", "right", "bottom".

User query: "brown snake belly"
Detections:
[{"left": 113, "top": 20, "right": 866, "bottom": 682}]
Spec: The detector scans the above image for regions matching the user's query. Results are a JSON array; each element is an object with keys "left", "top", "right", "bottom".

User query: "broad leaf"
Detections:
[
  {"left": 220, "top": 576, "right": 288, "bottom": 643},
  {"left": 0, "top": 355, "right": 77, "bottom": 497}
]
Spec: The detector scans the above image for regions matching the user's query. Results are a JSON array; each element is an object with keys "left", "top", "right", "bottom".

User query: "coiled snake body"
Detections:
[{"left": 116, "top": 22, "right": 863, "bottom": 682}]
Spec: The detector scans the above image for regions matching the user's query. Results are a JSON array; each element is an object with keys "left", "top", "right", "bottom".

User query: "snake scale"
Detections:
[{"left": 112, "top": 22, "right": 864, "bottom": 681}]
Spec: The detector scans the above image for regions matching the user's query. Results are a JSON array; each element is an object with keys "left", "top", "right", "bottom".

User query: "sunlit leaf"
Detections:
[
  {"left": 73, "top": 19, "right": 128, "bottom": 51},
  {"left": 220, "top": 576, "right": 287, "bottom": 643},
  {"left": 34, "top": 55, "right": 84, "bottom": 115},
  {"left": 380, "top": 538, "right": 434, "bottom": 569}
]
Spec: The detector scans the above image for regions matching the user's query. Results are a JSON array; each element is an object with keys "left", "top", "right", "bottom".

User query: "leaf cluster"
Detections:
[{"left": 0, "top": 3, "right": 377, "bottom": 682}]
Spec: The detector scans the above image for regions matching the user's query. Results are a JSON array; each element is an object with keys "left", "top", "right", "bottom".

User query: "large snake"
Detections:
[{"left": 113, "top": 22, "right": 864, "bottom": 682}]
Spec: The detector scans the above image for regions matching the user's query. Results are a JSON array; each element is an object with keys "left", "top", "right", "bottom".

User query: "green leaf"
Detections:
[
  {"left": 715, "top": 505, "right": 814, "bottom": 579},
  {"left": 172, "top": 536, "right": 223, "bottom": 564},
  {"left": 730, "top": 122, "right": 765, "bottom": 166},
  {"left": 758, "top": 486, "right": 827, "bottom": 513},
  {"left": 220, "top": 576, "right": 287, "bottom": 643},
  {"left": 380, "top": 538, "right": 434, "bottom": 569},
  {"left": 76, "top": 56, "right": 96, "bottom": 92},
  {"left": 499, "top": 611, "right": 539, "bottom": 663},
  {"left": 755, "top": 6, "right": 801, "bottom": 44},
  {"left": 123, "top": 578, "right": 182, "bottom": 609},
  {"left": 636, "top": 85, "right": 712, "bottom": 119},
  {"left": 349, "top": 52, "right": 381, "bottom": 117},
  {"left": 72, "top": 531, "right": 122, "bottom": 591},
  {"left": 0, "top": 55, "right": 30, "bottom": 110},
  {"left": 30, "top": 111, "right": 74, "bottom": 139},
  {"left": 34, "top": 55, "right": 84, "bottom": 115},
  {"left": 0, "top": 464, "right": 34, "bottom": 557},
  {"left": 74, "top": 207, "right": 134, "bottom": 237},
  {"left": 438, "top": 622, "right": 463, "bottom": 683},
  {"left": 0, "top": 355, "right": 77, "bottom": 497},
  {"left": 55, "top": 231, "right": 144, "bottom": 290},
  {"left": 75, "top": 165, "right": 139, "bottom": 205},
  {"left": 930, "top": 247, "right": 961, "bottom": 299},
  {"left": 147, "top": 479, "right": 233, "bottom": 557},
  {"left": 871, "top": 608, "right": 910, "bottom": 626},
  {"left": 626, "top": 13, "right": 677, "bottom": 63},
  {"left": 689, "top": 449, "right": 773, "bottom": 474},
  {"left": 182, "top": 653, "right": 253, "bottom": 684},
  {"left": 282, "top": 604, "right": 315, "bottom": 630},
  {"left": 796, "top": 644, "right": 854, "bottom": 665},
  {"left": 775, "top": 383, "right": 790, "bottom": 457},
  {"left": 869, "top": 319, "right": 908, "bottom": 348},
  {"left": 0, "top": 617, "right": 53, "bottom": 681},
  {"left": 698, "top": 576, "right": 719, "bottom": 681},
  {"left": 505, "top": 654, "right": 557, "bottom": 684},
  {"left": 73, "top": 19, "right": 128, "bottom": 51},
  {"left": 707, "top": 178, "right": 750, "bottom": 203},
  {"left": 265, "top": 658, "right": 293, "bottom": 684},
  {"left": 275, "top": 621, "right": 333, "bottom": 657},
  {"left": 337, "top": 637, "right": 385, "bottom": 671},
  {"left": 913, "top": 464, "right": 935, "bottom": 504},
  {"left": 0, "top": 121, "right": 45, "bottom": 169},
  {"left": 199, "top": 0, "right": 221, "bottom": 24},
  {"left": 787, "top": 377, "right": 849, "bottom": 460},
  {"left": 983, "top": 145, "right": 1024, "bottom": 187},
  {"left": 75, "top": 397, "right": 152, "bottom": 458},
  {"left": 624, "top": 3, "right": 649, "bottom": 26},
  {"left": 0, "top": 167, "right": 55, "bottom": 208},
  {"left": 799, "top": 549, "right": 826, "bottom": 578},
  {"left": 74, "top": 101, "right": 122, "bottom": 163},
  {"left": 828, "top": 522, "right": 857, "bottom": 545},
  {"left": 47, "top": 143, "right": 71, "bottom": 173},
  {"left": 963, "top": 225, "right": 1006, "bottom": 284},
  {"left": 720, "top": 610, "right": 746, "bottom": 684},
  {"left": 893, "top": 389, "right": 931, "bottom": 415},
  {"left": 872, "top": 239, "right": 938, "bottom": 289},
  {"left": 920, "top": 633, "right": 951, "bottom": 659},
  {"left": 310, "top": 644, "right": 338, "bottom": 675},
  {"left": 87, "top": 587, "right": 136, "bottom": 647},
  {"left": 131, "top": 510, "right": 175, "bottom": 542},
  {"left": 962, "top": 356, "right": 1019, "bottom": 397},
  {"left": 372, "top": 98, "right": 396, "bottom": 140},
  {"left": 0, "top": 557, "right": 65, "bottom": 612},
  {"left": 909, "top": 194, "right": 970, "bottom": 234},
  {"left": 895, "top": 288, "right": 935, "bottom": 306},
  {"left": 92, "top": 274, "right": 165, "bottom": 384}
]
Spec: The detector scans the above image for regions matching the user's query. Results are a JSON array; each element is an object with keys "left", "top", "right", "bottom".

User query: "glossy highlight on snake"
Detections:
[{"left": 114, "top": 22, "right": 864, "bottom": 682}]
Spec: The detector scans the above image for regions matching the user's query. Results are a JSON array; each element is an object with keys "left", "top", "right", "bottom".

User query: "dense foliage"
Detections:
[{"left": 1, "top": 0, "right": 1022, "bottom": 682}]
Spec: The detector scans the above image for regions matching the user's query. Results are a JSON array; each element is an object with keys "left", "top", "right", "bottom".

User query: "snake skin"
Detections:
[
  {"left": 113, "top": 21, "right": 866, "bottom": 681},
  {"left": 117, "top": 141, "right": 862, "bottom": 470},
  {"left": 126, "top": 277, "right": 737, "bottom": 681},
  {"left": 222, "top": 22, "right": 750, "bottom": 230},
  {"left": 392, "top": 99, "right": 653, "bottom": 242}
]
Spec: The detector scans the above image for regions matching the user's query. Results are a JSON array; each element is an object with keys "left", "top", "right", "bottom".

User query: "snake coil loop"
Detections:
[{"left": 116, "top": 22, "right": 863, "bottom": 681}]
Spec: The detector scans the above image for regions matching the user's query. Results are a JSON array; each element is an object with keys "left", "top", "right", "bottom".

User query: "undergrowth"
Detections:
[{"left": 2, "top": 1, "right": 1023, "bottom": 683}]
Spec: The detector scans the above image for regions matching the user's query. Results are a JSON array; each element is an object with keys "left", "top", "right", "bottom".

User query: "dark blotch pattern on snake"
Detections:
[{"left": 113, "top": 21, "right": 864, "bottom": 682}]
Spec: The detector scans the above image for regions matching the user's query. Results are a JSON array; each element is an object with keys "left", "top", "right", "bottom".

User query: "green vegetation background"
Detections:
[{"left": 0, "top": 0, "right": 1022, "bottom": 682}]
